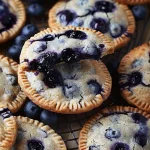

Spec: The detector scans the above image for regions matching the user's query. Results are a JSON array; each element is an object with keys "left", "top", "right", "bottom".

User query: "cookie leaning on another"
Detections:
[{"left": 18, "top": 27, "right": 113, "bottom": 114}]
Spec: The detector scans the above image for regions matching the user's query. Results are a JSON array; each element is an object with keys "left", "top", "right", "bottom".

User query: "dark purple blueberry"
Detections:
[
  {"left": 42, "top": 34, "right": 54, "bottom": 41},
  {"left": 43, "top": 68, "right": 63, "bottom": 88},
  {"left": 28, "top": 3, "right": 44, "bottom": 16},
  {"left": 7, "top": 45, "right": 22, "bottom": 62},
  {"left": 95, "top": 1, "right": 116, "bottom": 13},
  {"left": 40, "top": 110, "right": 58, "bottom": 127},
  {"left": 1, "top": 13, "right": 16, "bottom": 29},
  {"left": 131, "top": 113, "right": 147, "bottom": 124},
  {"left": 57, "top": 10, "right": 77, "bottom": 25},
  {"left": 24, "top": 101, "right": 42, "bottom": 119},
  {"left": 111, "top": 142, "right": 130, "bottom": 150},
  {"left": 61, "top": 48, "right": 80, "bottom": 63},
  {"left": 128, "top": 72, "right": 142, "bottom": 87},
  {"left": 89, "top": 145, "right": 100, "bottom": 150},
  {"left": 15, "top": 35, "right": 28, "bottom": 46},
  {"left": 37, "top": 52, "right": 58, "bottom": 72},
  {"left": 110, "top": 24, "right": 125, "bottom": 38},
  {"left": 64, "top": 30, "right": 87, "bottom": 40},
  {"left": 0, "top": 3, "right": 8, "bottom": 15},
  {"left": 64, "top": 84, "right": 79, "bottom": 99},
  {"left": 33, "top": 41, "right": 47, "bottom": 53},
  {"left": 27, "top": 139, "right": 44, "bottom": 150},
  {"left": 90, "top": 18, "right": 109, "bottom": 33},
  {"left": 134, "top": 128, "right": 148, "bottom": 147},
  {"left": 132, "top": 6, "right": 148, "bottom": 20},
  {"left": 22, "top": 24, "right": 39, "bottom": 38},
  {"left": 105, "top": 128, "right": 121, "bottom": 140},
  {"left": 29, "top": 59, "right": 38, "bottom": 70},
  {"left": 87, "top": 80, "right": 103, "bottom": 95}
]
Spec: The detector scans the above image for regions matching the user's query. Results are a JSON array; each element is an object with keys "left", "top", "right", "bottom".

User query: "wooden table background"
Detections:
[{"left": 0, "top": 1, "right": 150, "bottom": 149}]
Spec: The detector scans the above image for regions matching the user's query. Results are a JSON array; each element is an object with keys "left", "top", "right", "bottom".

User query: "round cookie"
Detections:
[
  {"left": 12, "top": 116, "right": 66, "bottom": 150},
  {"left": 18, "top": 27, "right": 112, "bottom": 114},
  {"left": 0, "top": 55, "right": 26, "bottom": 113},
  {"left": 0, "top": 106, "right": 17, "bottom": 150},
  {"left": 79, "top": 106, "right": 150, "bottom": 150},
  {"left": 0, "top": 0, "right": 26, "bottom": 43},
  {"left": 49, "top": 0, "right": 135, "bottom": 49},
  {"left": 116, "top": 0, "right": 150, "bottom": 5},
  {"left": 118, "top": 42, "right": 150, "bottom": 113}
]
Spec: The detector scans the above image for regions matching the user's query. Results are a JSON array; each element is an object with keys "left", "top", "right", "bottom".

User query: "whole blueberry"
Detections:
[
  {"left": 132, "top": 6, "right": 148, "bottom": 20},
  {"left": 7, "top": 45, "right": 22, "bottom": 62},
  {"left": 28, "top": 4, "right": 44, "bottom": 16},
  {"left": 22, "top": 24, "right": 39, "bottom": 38},
  {"left": 24, "top": 101, "right": 42, "bottom": 119},
  {"left": 40, "top": 110, "right": 58, "bottom": 127},
  {"left": 15, "top": 35, "right": 28, "bottom": 46}
]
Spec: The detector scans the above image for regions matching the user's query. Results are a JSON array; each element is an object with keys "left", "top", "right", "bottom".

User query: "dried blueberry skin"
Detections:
[
  {"left": 27, "top": 139, "right": 44, "bottom": 150},
  {"left": 89, "top": 145, "right": 100, "bottom": 150}
]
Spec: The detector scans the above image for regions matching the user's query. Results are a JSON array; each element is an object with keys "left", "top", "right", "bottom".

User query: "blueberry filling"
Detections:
[
  {"left": 0, "top": 1, "right": 16, "bottom": 33},
  {"left": 43, "top": 68, "right": 63, "bottom": 88},
  {"left": 27, "top": 139, "right": 44, "bottom": 150},
  {"left": 105, "top": 128, "right": 121, "bottom": 140},
  {"left": 134, "top": 126, "right": 148, "bottom": 147},
  {"left": 131, "top": 113, "right": 147, "bottom": 124},
  {"left": 87, "top": 80, "right": 103, "bottom": 95},
  {"left": 120, "top": 72, "right": 142, "bottom": 89},
  {"left": 90, "top": 18, "right": 109, "bottom": 33},
  {"left": 33, "top": 42, "right": 47, "bottom": 53},
  {"left": 57, "top": 10, "right": 77, "bottom": 25},
  {"left": 95, "top": 1, "right": 116, "bottom": 13},
  {"left": 111, "top": 142, "right": 130, "bottom": 150},
  {"left": 89, "top": 145, "right": 100, "bottom": 150},
  {"left": 63, "top": 30, "right": 87, "bottom": 40},
  {"left": 61, "top": 48, "right": 80, "bottom": 63}
]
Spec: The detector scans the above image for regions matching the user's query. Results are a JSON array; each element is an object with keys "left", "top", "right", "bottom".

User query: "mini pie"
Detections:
[
  {"left": 0, "top": 0, "right": 26, "bottom": 43},
  {"left": 18, "top": 27, "right": 112, "bottom": 114},
  {"left": 116, "top": 0, "right": 150, "bottom": 5},
  {"left": 0, "top": 106, "right": 17, "bottom": 150},
  {"left": 12, "top": 116, "right": 66, "bottom": 150},
  {"left": 49, "top": 0, "right": 135, "bottom": 49},
  {"left": 118, "top": 42, "right": 150, "bottom": 113},
  {"left": 79, "top": 106, "right": 150, "bottom": 150},
  {"left": 0, "top": 55, "right": 26, "bottom": 113}
]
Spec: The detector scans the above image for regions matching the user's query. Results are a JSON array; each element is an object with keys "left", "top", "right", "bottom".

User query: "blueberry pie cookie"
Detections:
[
  {"left": 0, "top": 0, "right": 26, "bottom": 43},
  {"left": 49, "top": 0, "right": 135, "bottom": 49},
  {"left": 18, "top": 27, "right": 112, "bottom": 114},
  {"left": 0, "top": 55, "right": 26, "bottom": 113},
  {"left": 79, "top": 106, "right": 150, "bottom": 150},
  {"left": 118, "top": 42, "right": 150, "bottom": 112},
  {"left": 0, "top": 106, "right": 17, "bottom": 150},
  {"left": 116, "top": 0, "right": 150, "bottom": 5},
  {"left": 12, "top": 116, "right": 66, "bottom": 150}
]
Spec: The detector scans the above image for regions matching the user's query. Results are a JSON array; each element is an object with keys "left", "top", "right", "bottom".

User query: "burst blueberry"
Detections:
[
  {"left": 95, "top": 1, "right": 116, "bottom": 13},
  {"left": 111, "top": 142, "right": 129, "bottom": 150},
  {"left": 105, "top": 128, "right": 121, "bottom": 140},
  {"left": 62, "top": 48, "right": 80, "bottom": 63},
  {"left": 64, "top": 30, "right": 87, "bottom": 40},
  {"left": 27, "top": 139, "right": 44, "bottom": 150},
  {"left": 131, "top": 113, "right": 147, "bottom": 124}
]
